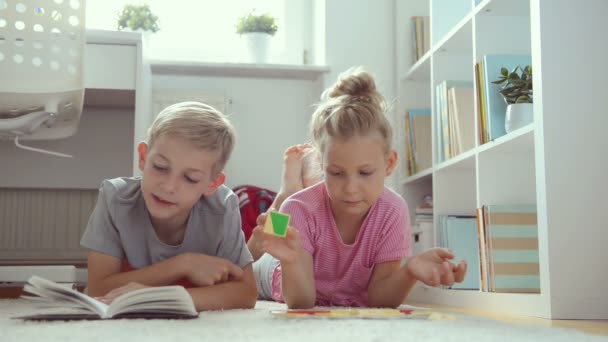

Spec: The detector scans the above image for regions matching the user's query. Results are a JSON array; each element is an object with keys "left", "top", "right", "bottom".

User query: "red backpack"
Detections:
[{"left": 232, "top": 185, "right": 276, "bottom": 242}]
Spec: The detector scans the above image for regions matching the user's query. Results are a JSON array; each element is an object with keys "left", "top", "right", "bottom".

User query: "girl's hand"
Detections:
[
  {"left": 251, "top": 223, "right": 303, "bottom": 265},
  {"left": 97, "top": 282, "right": 148, "bottom": 304},
  {"left": 404, "top": 247, "right": 467, "bottom": 287}
]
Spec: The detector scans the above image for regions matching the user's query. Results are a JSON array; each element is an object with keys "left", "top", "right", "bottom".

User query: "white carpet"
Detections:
[{"left": 1, "top": 299, "right": 606, "bottom": 342}]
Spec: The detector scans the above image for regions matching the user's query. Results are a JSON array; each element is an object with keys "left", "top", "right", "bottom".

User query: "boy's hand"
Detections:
[
  {"left": 98, "top": 282, "right": 148, "bottom": 304},
  {"left": 404, "top": 247, "right": 467, "bottom": 287},
  {"left": 251, "top": 223, "right": 303, "bottom": 264},
  {"left": 181, "top": 253, "right": 244, "bottom": 287}
]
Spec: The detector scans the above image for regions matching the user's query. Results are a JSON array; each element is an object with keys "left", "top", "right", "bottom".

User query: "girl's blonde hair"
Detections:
[
  {"left": 310, "top": 67, "right": 392, "bottom": 156},
  {"left": 147, "top": 101, "right": 235, "bottom": 175}
]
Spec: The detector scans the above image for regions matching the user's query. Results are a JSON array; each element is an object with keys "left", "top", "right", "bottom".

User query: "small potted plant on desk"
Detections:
[
  {"left": 492, "top": 65, "right": 533, "bottom": 133},
  {"left": 235, "top": 10, "right": 278, "bottom": 63},
  {"left": 117, "top": 4, "right": 160, "bottom": 45}
]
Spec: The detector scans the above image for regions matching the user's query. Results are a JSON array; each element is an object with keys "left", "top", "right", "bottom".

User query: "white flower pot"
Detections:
[
  {"left": 243, "top": 32, "right": 271, "bottom": 64},
  {"left": 505, "top": 103, "right": 534, "bottom": 133}
]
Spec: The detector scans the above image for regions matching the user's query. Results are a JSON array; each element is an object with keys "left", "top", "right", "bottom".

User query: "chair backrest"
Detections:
[{"left": 0, "top": 0, "right": 86, "bottom": 140}]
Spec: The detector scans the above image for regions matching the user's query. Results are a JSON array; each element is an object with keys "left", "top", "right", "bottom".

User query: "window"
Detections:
[{"left": 86, "top": 0, "right": 311, "bottom": 64}]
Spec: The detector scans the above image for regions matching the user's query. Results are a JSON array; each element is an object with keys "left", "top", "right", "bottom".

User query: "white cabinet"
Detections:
[{"left": 395, "top": 0, "right": 608, "bottom": 319}]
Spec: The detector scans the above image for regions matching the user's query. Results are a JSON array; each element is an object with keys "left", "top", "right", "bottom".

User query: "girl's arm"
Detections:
[
  {"left": 280, "top": 249, "right": 316, "bottom": 309},
  {"left": 367, "top": 248, "right": 468, "bottom": 308},
  {"left": 254, "top": 226, "right": 316, "bottom": 308}
]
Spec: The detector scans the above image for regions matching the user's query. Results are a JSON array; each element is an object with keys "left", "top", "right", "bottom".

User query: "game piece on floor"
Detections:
[
  {"left": 264, "top": 211, "right": 290, "bottom": 237},
  {"left": 270, "top": 308, "right": 456, "bottom": 320}
]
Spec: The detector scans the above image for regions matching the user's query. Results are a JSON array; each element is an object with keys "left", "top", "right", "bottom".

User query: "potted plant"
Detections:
[
  {"left": 492, "top": 65, "right": 533, "bottom": 133},
  {"left": 117, "top": 4, "right": 159, "bottom": 44},
  {"left": 235, "top": 11, "right": 278, "bottom": 63}
]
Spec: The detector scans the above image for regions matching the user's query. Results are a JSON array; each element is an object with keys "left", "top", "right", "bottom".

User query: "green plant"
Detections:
[
  {"left": 492, "top": 65, "right": 533, "bottom": 104},
  {"left": 235, "top": 11, "right": 278, "bottom": 36},
  {"left": 117, "top": 4, "right": 160, "bottom": 33}
]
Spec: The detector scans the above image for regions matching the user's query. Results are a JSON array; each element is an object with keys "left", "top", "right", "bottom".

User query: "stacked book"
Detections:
[
  {"left": 476, "top": 204, "right": 540, "bottom": 293},
  {"left": 404, "top": 109, "right": 432, "bottom": 176},
  {"left": 434, "top": 81, "right": 475, "bottom": 163},
  {"left": 411, "top": 195, "right": 433, "bottom": 257}
]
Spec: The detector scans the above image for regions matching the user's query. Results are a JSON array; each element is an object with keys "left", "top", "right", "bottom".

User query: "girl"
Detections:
[{"left": 250, "top": 67, "right": 467, "bottom": 308}]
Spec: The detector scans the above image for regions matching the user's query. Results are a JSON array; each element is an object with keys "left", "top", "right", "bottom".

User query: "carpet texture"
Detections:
[{"left": 1, "top": 299, "right": 606, "bottom": 341}]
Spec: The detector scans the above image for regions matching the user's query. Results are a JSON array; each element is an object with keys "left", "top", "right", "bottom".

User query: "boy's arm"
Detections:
[
  {"left": 86, "top": 251, "right": 189, "bottom": 297},
  {"left": 187, "top": 263, "right": 257, "bottom": 310}
]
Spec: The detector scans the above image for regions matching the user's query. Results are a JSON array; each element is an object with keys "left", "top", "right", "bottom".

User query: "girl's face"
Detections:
[{"left": 321, "top": 133, "right": 397, "bottom": 222}]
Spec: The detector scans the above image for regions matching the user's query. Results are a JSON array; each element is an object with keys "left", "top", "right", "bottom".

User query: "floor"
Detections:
[
  {"left": 413, "top": 302, "right": 608, "bottom": 336},
  {"left": 2, "top": 287, "right": 606, "bottom": 336}
]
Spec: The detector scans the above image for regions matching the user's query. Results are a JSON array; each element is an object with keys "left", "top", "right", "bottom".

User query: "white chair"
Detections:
[
  {"left": 0, "top": 0, "right": 86, "bottom": 289},
  {"left": 0, "top": 0, "right": 86, "bottom": 157}
]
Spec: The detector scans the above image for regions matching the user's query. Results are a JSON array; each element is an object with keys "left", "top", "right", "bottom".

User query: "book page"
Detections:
[
  {"left": 107, "top": 285, "right": 196, "bottom": 318},
  {"left": 26, "top": 276, "right": 108, "bottom": 318}
]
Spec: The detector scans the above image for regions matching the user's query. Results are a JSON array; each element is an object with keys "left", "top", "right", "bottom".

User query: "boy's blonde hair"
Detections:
[
  {"left": 147, "top": 101, "right": 235, "bottom": 175},
  {"left": 310, "top": 67, "right": 393, "bottom": 156}
]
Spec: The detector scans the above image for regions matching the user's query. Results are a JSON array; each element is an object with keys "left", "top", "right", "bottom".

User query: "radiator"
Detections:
[{"left": 0, "top": 188, "right": 97, "bottom": 264}]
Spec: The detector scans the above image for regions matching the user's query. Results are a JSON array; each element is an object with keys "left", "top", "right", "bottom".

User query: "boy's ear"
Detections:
[
  {"left": 385, "top": 150, "right": 398, "bottom": 177},
  {"left": 137, "top": 142, "right": 148, "bottom": 172},
  {"left": 203, "top": 172, "right": 226, "bottom": 196}
]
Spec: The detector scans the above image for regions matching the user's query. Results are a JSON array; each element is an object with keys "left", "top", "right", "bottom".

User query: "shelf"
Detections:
[
  {"left": 435, "top": 148, "right": 476, "bottom": 173},
  {"left": 400, "top": 167, "right": 433, "bottom": 185},
  {"left": 432, "top": 13, "right": 473, "bottom": 54},
  {"left": 474, "top": 0, "right": 530, "bottom": 17},
  {"left": 149, "top": 60, "right": 330, "bottom": 80},
  {"left": 408, "top": 286, "right": 549, "bottom": 317},
  {"left": 403, "top": 52, "right": 431, "bottom": 82},
  {"left": 477, "top": 123, "right": 534, "bottom": 155}
]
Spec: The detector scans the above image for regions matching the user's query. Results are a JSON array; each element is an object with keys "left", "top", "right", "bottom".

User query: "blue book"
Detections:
[
  {"left": 445, "top": 216, "right": 479, "bottom": 290},
  {"left": 482, "top": 55, "right": 532, "bottom": 141},
  {"left": 435, "top": 81, "right": 473, "bottom": 163}
]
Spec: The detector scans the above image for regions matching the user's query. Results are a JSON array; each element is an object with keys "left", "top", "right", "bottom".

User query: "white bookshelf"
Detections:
[{"left": 395, "top": 0, "right": 608, "bottom": 319}]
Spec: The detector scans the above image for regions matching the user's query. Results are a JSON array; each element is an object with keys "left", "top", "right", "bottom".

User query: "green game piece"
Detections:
[{"left": 270, "top": 212, "right": 289, "bottom": 236}]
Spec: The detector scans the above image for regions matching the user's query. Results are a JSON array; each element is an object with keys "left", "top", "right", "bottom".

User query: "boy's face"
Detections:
[
  {"left": 138, "top": 134, "right": 224, "bottom": 225},
  {"left": 322, "top": 134, "right": 396, "bottom": 221}
]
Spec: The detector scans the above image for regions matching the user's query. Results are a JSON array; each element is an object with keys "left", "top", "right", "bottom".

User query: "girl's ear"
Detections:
[
  {"left": 137, "top": 142, "right": 148, "bottom": 173},
  {"left": 204, "top": 172, "right": 226, "bottom": 196},
  {"left": 385, "top": 150, "right": 398, "bottom": 176}
]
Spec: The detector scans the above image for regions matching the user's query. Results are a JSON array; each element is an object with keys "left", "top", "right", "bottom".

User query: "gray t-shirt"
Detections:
[{"left": 80, "top": 177, "right": 253, "bottom": 269}]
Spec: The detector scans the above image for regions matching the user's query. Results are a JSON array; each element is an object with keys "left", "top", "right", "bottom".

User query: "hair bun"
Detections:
[{"left": 326, "top": 67, "right": 377, "bottom": 99}]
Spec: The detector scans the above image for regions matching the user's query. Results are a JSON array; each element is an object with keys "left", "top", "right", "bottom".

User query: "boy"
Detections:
[{"left": 80, "top": 102, "right": 257, "bottom": 311}]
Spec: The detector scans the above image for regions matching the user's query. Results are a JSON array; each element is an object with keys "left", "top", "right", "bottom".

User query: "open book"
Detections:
[{"left": 14, "top": 276, "right": 198, "bottom": 321}]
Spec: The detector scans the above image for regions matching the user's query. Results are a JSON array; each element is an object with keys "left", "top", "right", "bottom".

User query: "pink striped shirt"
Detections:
[{"left": 271, "top": 182, "right": 411, "bottom": 307}]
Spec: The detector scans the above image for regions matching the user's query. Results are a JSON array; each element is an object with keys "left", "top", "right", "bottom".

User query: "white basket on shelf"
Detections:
[{"left": 0, "top": 0, "right": 86, "bottom": 147}]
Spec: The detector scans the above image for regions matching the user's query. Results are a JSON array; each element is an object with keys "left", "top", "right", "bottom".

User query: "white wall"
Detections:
[
  {"left": 0, "top": 107, "right": 133, "bottom": 189},
  {"left": 152, "top": 75, "right": 324, "bottom": 191},
  {"left": 2, "top": 1, "right": 397, "bottom": 192},
  {"left": 318, "top": 0, "right": 398, "bottom": 188}
]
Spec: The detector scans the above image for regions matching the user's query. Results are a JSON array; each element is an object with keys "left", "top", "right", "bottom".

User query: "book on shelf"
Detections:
[
  {"left": 409, "top": 109, "right": 432, "bottom": 172},
  {"left": 411, "top": 16, "right": 430, "bottom": 62},
  {"left": 14, "top": 276, "right": 198, "bottom": 321},
  {"left": 435, "top": 81, "right": 473, "bottom": 162},
  {"left": 481, "top": 55, "right": 532, "bottom": 141},
  {"left": 474, "top": 63, "right": 489, "bottom": 144},
  {"left": 404, "top": 110, "right": 415, "bottom": 176},
  {"left": 437, "top": 215, "right": 480, "bottom": 290},
  {"left": 481, "top": 204, "right": 540, "bottom": 293},
  {"left": 447, "top": 86, "right": 475, "bottom": 155}
]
